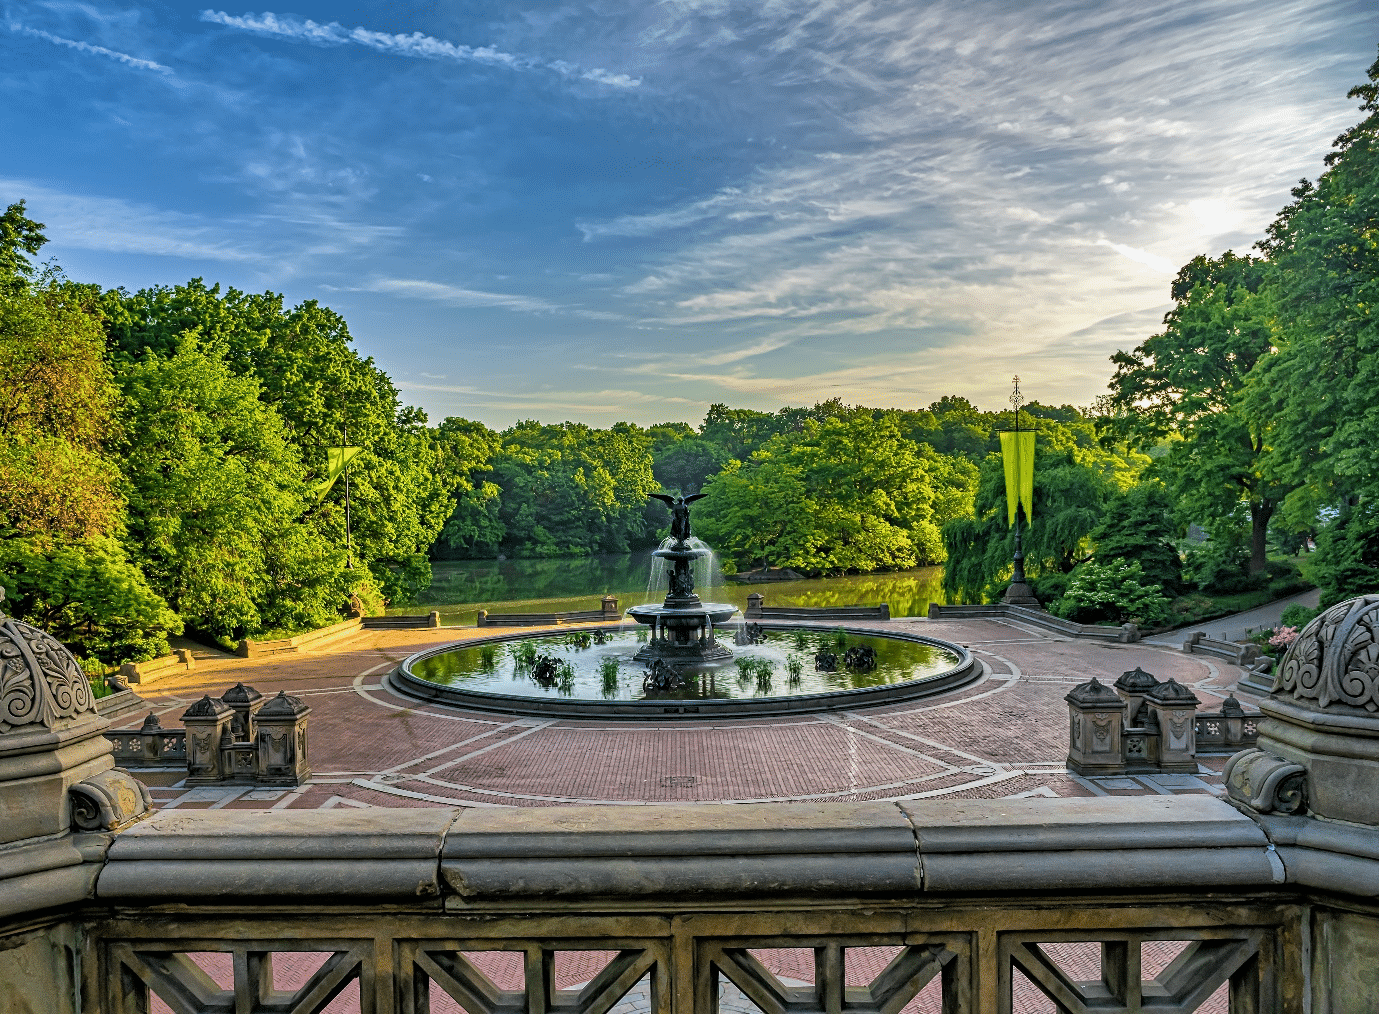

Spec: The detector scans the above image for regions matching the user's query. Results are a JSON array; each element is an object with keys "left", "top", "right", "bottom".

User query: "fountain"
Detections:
[
  {"left": 390, "top": 491, "right": 980, "bottom": 718},
  {"left": 625, "top": 493, "right": 738, "bottom": 665}
]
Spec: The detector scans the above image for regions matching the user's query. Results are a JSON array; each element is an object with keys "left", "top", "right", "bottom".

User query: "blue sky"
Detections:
[{"left": 4, "top": 1, "right": 1377, "bottom": 429}]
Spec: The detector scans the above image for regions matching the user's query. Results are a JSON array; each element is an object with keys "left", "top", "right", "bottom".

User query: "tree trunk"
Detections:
[{"left": 1250, "top": 500, "right": 1274, "bottom": 574}]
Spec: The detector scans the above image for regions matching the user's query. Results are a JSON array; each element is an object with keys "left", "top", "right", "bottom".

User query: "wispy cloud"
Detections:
[
  {"left": 199, "top": 10, "right": 640, "bottom": 88},
  {"left": 366, "top": 278, "right": 560, "bottom": 313},
  {"left": 8, "top": 23, "right": 170, "bottom": 73},
  {"left": 1096, "top": 239, "right": 1176, "bottom": 274},
  {"left": 567, "top": 0, "right": 1374, "bottom": 411}
]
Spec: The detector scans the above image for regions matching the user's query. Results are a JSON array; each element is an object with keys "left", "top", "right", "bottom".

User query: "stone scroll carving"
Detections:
[
  {"left": 0, "top": 615, "right": 96, "bottom": 733},
  {"left": 1223, "top": 749, "right": 1308, "bottom": 816},
  {"left": 1274, "top": 594, "right": 1379, "bottom": 712},
  {"left": 69, "top": 768, "right": 153, "bottom": 831}
]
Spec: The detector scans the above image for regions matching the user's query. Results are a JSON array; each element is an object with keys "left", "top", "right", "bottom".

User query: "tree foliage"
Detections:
[
  {"left": 1105, "top": 252, "right": 1285, "bottom": 573},
  {"left": 696, "top": 413, "right": 976, "bottom": 575}
]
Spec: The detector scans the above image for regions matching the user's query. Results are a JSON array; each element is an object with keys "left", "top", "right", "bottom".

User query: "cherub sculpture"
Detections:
[{"left": 649, "top": 492, "right": 707, "bottom": 544}]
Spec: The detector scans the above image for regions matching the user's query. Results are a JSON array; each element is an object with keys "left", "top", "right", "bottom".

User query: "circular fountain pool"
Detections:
[{"left": 391, "top": 624, "right": 978, "bottom": 719}]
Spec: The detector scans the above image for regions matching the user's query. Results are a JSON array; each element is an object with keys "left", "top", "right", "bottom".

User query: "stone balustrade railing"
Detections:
[
  {"left": 5, "top": 795, "right": 1366, "bottom": 1012},
  {"left": 9, "top": 595, "right": 1379, "bottom": 1012}
]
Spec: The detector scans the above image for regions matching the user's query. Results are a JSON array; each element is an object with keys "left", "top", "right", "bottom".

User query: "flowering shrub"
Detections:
[{"left": 1269, "top": 625, "right": 1299, "bottom": 649}]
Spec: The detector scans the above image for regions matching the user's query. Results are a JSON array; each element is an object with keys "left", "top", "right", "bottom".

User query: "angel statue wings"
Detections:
[{"left": 649, "top": 492, "right": 707, "bottom": 543}]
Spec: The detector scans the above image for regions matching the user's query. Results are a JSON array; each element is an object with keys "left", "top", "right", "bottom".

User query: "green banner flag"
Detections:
[
  {"left": 313, "top": 446, "right": 362, "bottom": 500},
  {"left": 999, "top": 430, "right": 1035, "bottom": 527}
]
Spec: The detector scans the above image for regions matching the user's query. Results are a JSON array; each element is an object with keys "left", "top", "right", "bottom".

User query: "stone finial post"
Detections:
[
  {"left": 428, "top": 610, "right": 441, "bottom": 628},
  {"left": 1221, "top": 694, "right": 1246, "bottom": 746},
  {"left": 219, "top": 682, "right": 264, "bottom": 742},
  {"left": 601, "top": 595, "right": 620, "bottom": 620},
  {"left": 1145, "top": 678, "right": 1200, "bottom": 773},
  {"left": 746, "top": 593, "right": 764, "bottom": 619},
  {"left": 182, "top": 695, "right": 234, "bottom": 785},
  {"left": 255, "top": 691, "right": 311, "bottom": 786},
  {"left": 1065, "top": 677, "right": 1127, "bottom": 775},
  {"left": 476, "top": 610, "right": 489, "bottom": 627},
  {"left": 1113, "top": 666, "right": 1160, "bottom": 727}
]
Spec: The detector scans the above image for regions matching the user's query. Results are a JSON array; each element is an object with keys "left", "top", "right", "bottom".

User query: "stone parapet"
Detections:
[
  {"left": 927, "top": 602, "right": 1140, "bottom": 642},
  {"left": 235, "top": 616, "right": 364, "bottom": 657}
]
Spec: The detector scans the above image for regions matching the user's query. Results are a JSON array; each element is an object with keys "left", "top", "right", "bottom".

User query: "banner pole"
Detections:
[{"left": 343, "top": 422, "right": 354, "bottom": 570}]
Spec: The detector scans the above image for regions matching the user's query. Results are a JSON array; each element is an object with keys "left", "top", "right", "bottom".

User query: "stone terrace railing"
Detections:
[
  {"left": 11, "top": 795, "right": 1379, "bottom": 1013},
  {"left": 927, "top": 602, "right": 1141, "bottom": 642}
]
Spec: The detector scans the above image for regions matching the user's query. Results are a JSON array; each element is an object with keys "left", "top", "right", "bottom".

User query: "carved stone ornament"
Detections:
[
  {"left": 0, "top": 613, "right": 96, "bottom": 734},
  {"left": 1223, "top": 748, "right": 1308, "bottom": 816},
  {"left": 68, "top": 767, "right": 153, "bottom": 831},
  {"left": 1274, "top": 594, "right": 1379, "bottom": 711}
]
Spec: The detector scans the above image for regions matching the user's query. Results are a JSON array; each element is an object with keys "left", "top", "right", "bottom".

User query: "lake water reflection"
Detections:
[{"left": 388, "top": 552, "right": 946, "bottom": 626}]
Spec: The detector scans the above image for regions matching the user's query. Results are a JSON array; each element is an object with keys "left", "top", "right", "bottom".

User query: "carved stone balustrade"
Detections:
[
  {"left": 108, "top": 712, "right": 187, "bottom": 768},
  {"left": 1070, "top": 667, "right": 1260, "bottom": 776},
  {"left": 176, "top": 685, "right": 311, "bottom": 787},
  {"left": 220, "top": 681, "right": 264, "bottom": 741},
  {"left": 182, "top": 694, "right": 235, "bottom": 785},
  {"left": 1229, "top": 594, "right": 1379, "bottom": 825}
]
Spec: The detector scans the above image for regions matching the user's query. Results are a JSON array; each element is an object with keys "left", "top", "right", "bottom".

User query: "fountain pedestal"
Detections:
[{"left": 627, "top": 496, "right": 738, "bottom": 665}]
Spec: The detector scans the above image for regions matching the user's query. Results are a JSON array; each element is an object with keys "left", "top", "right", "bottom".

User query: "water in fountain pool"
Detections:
[{"left": 409, "top": 627, "right": 960, "bottom": 702}]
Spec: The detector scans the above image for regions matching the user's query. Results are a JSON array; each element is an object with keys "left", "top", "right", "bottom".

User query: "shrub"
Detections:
[
  {"left": 1183, "top": 535, "right": 1257, "bottom": 595},
  {"left": 1280, "top": 603, "right": 1321, "bottom": 630},
  {"left": 0, "top": 536, "right": 180, "bottom": 664},
  {"left": 1051, "top": 560, "right": 1173, "bottom": 627}
]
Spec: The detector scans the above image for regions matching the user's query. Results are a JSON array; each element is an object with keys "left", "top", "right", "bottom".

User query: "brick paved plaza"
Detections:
[
  {"left": 121, "top": 615, "right": 1248, "bottom": 1014},
  {"left": 119, "top": 615, "right": 1255, "bottom": 812}
]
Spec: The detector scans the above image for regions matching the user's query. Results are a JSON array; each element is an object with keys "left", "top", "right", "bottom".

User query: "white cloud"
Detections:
[
  {"left": 9, "top": 23, "right": 171, "bottom": 73},
  {"left": 199, "top": 10, "right": 639, "bottom": 87},
  {"left": 367, "top": 278, "right": 560, "bottom": 313},
  {"left": 1095, "top": 239, "right": 1177, "bottom": 274},
  {"left": 560, "top": 0, "right": 1371, "bottom": 411}
]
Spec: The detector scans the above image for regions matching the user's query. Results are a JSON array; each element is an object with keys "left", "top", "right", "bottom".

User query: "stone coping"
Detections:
[
  {"left": 11, "top": 795, "right": 1379, "bottom": 921},
  {"left": 78, "top": 796, "right": 1295, "bottom": 908},
  {"left": 389, "top": 623, "right": 979, "bottom": 720}
]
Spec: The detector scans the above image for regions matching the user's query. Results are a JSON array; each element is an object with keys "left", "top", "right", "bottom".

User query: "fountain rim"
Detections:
[{"left": 388, "top": 621, "right": 980, "bottom": 721}]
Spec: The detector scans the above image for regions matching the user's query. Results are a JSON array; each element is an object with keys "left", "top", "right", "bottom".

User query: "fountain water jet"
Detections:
[{"left": 627, "top": 494, "right": 738, "bottom": 664}]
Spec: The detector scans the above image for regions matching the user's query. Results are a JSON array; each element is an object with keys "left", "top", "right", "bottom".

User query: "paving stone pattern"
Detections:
[{"left": 120, "top": 617, "right": 1250, "bottom": 812}]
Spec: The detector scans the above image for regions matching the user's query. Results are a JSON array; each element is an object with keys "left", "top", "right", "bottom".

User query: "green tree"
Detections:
[
  {"left": 0, "top": 282, "right": 123, "bottom": 540},
  {"left": 1090, "top": 482, "right": 1184, "bottom": 593},
  {"left": 0, "top": 200, "right": 47, "bottom": 293},
  {"left": 488, "top": 422, "right": 658, "bottom": 557},
  {"left": 1105, "top": 251, "right": 1286, "bottom": 574},
  {"left": 1247, "top": 50, "right": 1379, "bottom": 600},
  {"left": 942, "top": 447, "right": 1116, "bottom": 603},
  {"left": 696, "top": 413, "right": 975, "bottom": 574},
  {"left": 653, "top": 437, "right": 730, "bottom": 494},
  {"left": 118, "top": 338, "right": 347, "bottom": 637},
  {"left": 102, "top": 279, "right": 456, "bottom": 602},
  {"left": 0, "top": 537, "right": 179, "bottom": 663},
  {"left": 1050, "top": 559, "right": 1173, "bottom": 627}
]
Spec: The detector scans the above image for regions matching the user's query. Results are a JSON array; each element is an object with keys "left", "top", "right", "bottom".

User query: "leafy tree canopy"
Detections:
[{"left": 0, "top": 200, "right": 47, "bottom": 293}]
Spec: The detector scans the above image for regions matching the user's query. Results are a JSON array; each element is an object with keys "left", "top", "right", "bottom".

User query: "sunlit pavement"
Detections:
[{"left": 118, "top": 615, "right": 1253, "bottom": 812}]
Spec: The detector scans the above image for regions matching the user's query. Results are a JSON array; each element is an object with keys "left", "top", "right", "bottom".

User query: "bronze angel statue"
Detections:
[{"left": 649, "top": 492, "right": 706, "bottom": 543}]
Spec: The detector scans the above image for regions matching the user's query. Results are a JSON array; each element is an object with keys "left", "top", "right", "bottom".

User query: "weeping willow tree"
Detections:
[{"left": 941, "top": 448, "right": 1118, "bottom": 603}]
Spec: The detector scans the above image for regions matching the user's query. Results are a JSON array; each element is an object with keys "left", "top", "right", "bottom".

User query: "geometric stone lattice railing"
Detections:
[{"left": 73, "top": 797, "right": 1308, "bottom": 1013}]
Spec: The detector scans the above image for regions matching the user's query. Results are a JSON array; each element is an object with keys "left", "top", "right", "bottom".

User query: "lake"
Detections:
[{"left": 387, "top": 551, "right": 947, "bottom": 626}]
